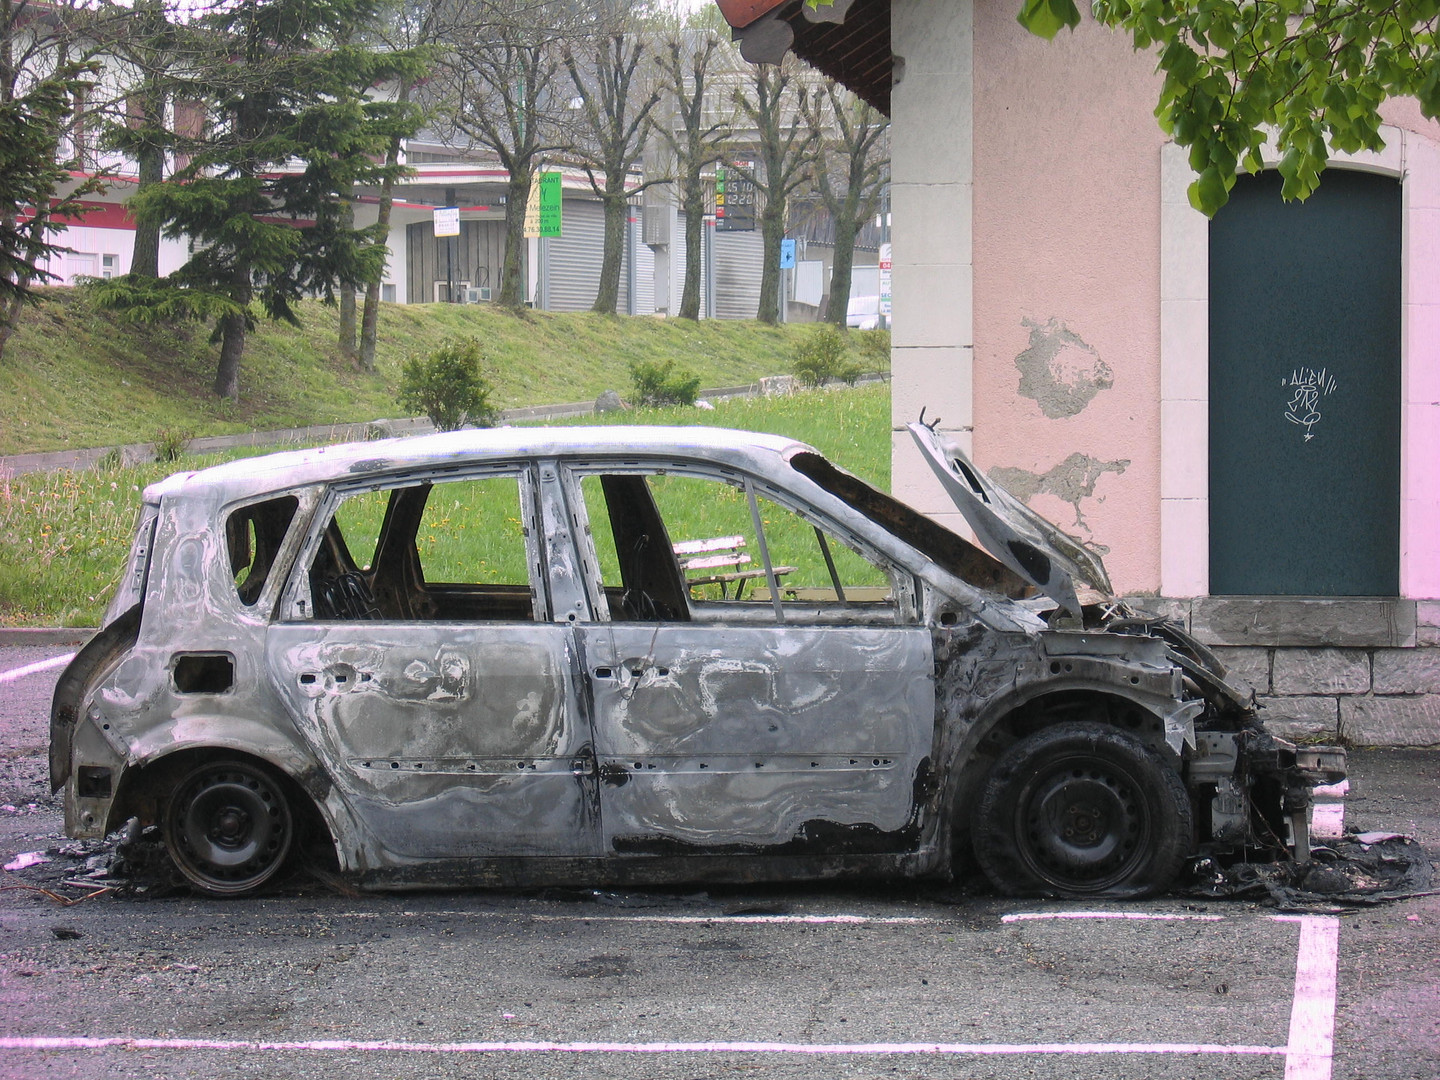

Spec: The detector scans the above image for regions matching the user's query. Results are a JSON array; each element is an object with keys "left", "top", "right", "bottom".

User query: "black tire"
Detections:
[
  {"left": 971, "top": 722, "right": 1193, "bottom": 899},
  {"left": 163, "top": 759, "right": 295, "bottom": 897}
]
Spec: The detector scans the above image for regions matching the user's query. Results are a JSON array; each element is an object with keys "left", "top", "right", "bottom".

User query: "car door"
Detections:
[
  {"left": 266, "top": 466, "right": 599, "bottom": 860},
  {"left": 560, "top": 463, "right": 935, "bottom": 857}
]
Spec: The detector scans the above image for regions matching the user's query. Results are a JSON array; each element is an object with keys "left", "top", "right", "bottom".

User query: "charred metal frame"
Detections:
[{"left": 50, "top": 426, "right": 1345, "bottom": 894}]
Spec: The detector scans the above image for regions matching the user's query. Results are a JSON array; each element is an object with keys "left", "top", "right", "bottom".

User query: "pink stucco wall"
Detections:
[{"left": 972, "top": 9, "right": 1167, "bottom": 593}]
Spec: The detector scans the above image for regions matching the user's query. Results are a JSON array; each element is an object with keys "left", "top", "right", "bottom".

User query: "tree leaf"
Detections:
[{"left": 1018, "top": 0, "right": 1082, "bottom": 39}]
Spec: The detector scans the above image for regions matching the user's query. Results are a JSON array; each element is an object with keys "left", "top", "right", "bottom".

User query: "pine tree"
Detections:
[{"left": 92, "top": 0, "right": 424, "bottom": 399}]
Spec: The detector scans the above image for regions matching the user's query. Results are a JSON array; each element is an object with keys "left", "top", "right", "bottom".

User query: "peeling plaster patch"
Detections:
[
  {"left": 988, "top": 453, "right": 1129, "bottom": 539},
  {"left": 1015, "top": 317, "right": 1113, "bottom": 418}
]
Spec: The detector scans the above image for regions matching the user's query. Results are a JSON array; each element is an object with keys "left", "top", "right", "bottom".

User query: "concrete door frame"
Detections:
[{"left": 1159, "top": 125, "right": 1440, "bottom": 602}]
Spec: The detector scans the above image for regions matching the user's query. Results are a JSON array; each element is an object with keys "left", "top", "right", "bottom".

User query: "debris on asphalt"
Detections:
[
  {"left": 1187, "top": 833, "right": 1435, "bottom": 909},
  {"left": 4, "top": 851, "right": 49, "bottom": 871},
  {"left": 1355, "top": 831, "right": 1406, "bottom": 845}
]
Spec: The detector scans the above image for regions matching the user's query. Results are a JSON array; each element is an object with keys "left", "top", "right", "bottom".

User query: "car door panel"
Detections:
[
  {"left": 268, "top": 625, "right": 597, "bottom": 860},
  {"left": 578, "top": 623, "right": 933, "bottom": 853}
]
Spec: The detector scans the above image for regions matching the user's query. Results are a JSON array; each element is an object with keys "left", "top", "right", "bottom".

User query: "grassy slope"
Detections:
[
  {"left": 0, "top": 338, "right": 889, "bottom": 626},
  {"left": 0, "top": 287, "right": 824, "bottom": 456}
]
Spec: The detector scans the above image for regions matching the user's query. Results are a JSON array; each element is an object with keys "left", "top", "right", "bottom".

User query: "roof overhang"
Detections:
[{"left": 716, "top": 0, "right": 892, "bottom": 115}]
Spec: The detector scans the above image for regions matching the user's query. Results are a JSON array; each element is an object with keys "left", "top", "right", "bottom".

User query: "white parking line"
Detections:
[
  {"left": 0, "top": 1036, "right": 1289, "bottom": 1057},
  {"left": 1278, "top": 916, "right": 1341, "bottom": 1080},
  {"left": 0, "top": 652, "right": 75, "bottom": 684}
]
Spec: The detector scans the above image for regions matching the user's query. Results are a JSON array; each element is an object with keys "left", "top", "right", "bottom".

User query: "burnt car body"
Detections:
[{"left": 50, "top": 422, "right": 1344, "bottom": 897}]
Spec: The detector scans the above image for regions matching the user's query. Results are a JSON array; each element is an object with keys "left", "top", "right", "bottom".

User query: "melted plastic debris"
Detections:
[{"left": 1187, "top": 835, "right": 1435, "bottom": 909}]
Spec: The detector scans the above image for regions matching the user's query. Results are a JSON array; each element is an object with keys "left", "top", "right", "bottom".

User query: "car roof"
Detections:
[{"left": 145, "top": 425, "right": 814, "bottom": 504}]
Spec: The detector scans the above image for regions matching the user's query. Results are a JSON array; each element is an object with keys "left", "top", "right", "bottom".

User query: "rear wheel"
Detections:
[
  {"left": 163, "top": 759, "right": 294, "bottom": 896},
  {"left": 972, "top": 722, "right": 1192, "bottom": 898}
]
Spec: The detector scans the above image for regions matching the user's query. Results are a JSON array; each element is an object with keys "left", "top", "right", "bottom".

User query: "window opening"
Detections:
[
  {"left": 225, "top": 495, "right": 299, "bottom": 606},
  {"left": 305, "top": 474, "right": 539, "bottom": 622},
  {"left": 578, "top": 468, "right": 905, "bottom": 625}
]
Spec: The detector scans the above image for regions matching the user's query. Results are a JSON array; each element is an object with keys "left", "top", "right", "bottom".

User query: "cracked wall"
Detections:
[{"left": 972, "top": 4, "right": 1164, "bottom": 593}]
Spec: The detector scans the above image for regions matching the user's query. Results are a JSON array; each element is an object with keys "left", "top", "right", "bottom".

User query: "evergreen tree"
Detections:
[
  {"left": 93, "top": 0, "right": 424, "bottom": 400},
  {"left": 0, "top": 0, "right": 102, "bottom": 358}
]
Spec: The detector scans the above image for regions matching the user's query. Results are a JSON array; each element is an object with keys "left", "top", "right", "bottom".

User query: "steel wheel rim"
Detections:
[
  {"left": 1015, "top": 753, "right": 1150, "bottom": 893},
  {"left": 170, "top": 764, "right": 292, "bottom": 894}
]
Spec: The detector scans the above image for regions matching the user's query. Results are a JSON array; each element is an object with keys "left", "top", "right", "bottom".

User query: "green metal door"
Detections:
[{"left": 1209, "top": 169, "right": 1401, "bottom": 595}]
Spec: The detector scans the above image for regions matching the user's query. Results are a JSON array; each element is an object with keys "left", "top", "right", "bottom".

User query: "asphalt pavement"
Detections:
[{"left": 2, "top": 645, "right": 1437, "bottom": 1080}]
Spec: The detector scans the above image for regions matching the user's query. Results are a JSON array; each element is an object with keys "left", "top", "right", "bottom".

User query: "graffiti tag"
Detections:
[{"left": 1282, "top": 367, "right": 1338, "bottom": 441}]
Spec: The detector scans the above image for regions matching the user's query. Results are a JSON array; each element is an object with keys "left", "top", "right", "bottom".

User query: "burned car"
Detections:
[{"left": 51, "top": 422, "right": 1344, "bottom": 897}]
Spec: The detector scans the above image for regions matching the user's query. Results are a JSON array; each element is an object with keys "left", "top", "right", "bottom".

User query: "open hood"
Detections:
[{"left": 908, "top": 422, "right": 1114, "bottom": 617}]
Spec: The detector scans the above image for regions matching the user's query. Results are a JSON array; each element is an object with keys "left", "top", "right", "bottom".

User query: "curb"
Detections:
[{"left": 0, "top": 628, "right": 96, "bottom": 646}]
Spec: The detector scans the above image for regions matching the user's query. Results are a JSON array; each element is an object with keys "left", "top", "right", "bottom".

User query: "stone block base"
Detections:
[{"left": 1128, "top": 596, "right": 1440, "bottom": 747}]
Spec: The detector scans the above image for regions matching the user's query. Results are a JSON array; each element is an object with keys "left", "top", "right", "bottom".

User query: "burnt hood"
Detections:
[{"left": 908, "top": 422, "right": 1114, "bottom": 618}]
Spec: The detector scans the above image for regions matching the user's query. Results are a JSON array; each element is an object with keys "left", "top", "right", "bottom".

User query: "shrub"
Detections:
[
  {"left": 850, "top": 327, "right": 891, "bottom": 373},
  {"left": 397, "top": 337, "right": 499, "bottom": 431},
  {"left": 792, "top": 325, "right": 863, "bottom": 388},
  {"left": 152, "top": 428, "right": 192, "bottom": 463},
  {"left": 628, "top": 358, "right": 701, "bottom": 407}
]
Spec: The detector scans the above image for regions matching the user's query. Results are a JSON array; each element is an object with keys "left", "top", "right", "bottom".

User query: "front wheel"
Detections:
[
  {"left": 163, "top": 759, "right": 295, "bottom": 896},
  {"left": 971, "top": 722, "right": 1193, "bottom": 899}
]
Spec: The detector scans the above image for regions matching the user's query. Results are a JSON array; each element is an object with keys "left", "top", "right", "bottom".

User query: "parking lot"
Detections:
[{"left": 4, "top": 644, "right": 1438, "bottom": 1080}]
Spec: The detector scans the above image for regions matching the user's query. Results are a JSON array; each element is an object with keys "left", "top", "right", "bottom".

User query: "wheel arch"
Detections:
[
  {"left": 50, "top": 604, "right": 142, "bottom": 792},
  {"left": 107, "top": 743, "right": 341, "bottom": 875},
  {"left": 940, "top": 685, "right": 1184, "bottom": 871},
  {"left": 968, "top": 719, "right": 1195, "bottom": 897}
]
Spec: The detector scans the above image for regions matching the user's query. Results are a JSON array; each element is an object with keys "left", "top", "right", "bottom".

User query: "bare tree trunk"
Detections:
[
  {"left": 360, "top": 89, "right": 407, "bottom": 372},
  {"left": 499, "top": 169, "right": 532, "bottom": 309},
  {"left": 339, "top": 288, "right": 357, "bottom": 358},
  {"left": 337, "top": 199, "right": 358, "bottom": 359},
  {"left": 359, "top": 279, "right": 383, "bottom": 370},
  {"left": 678, "top": 182, "right": 704, "bottom": 320},
  {"left": 824, "top": 213, "right": 858, "bottom": 326},
  {"left": 593, "top": 187, "right": 626, "bottom": 315},
  {"left": 757, "top": 208, "right": 783, "bottom": 325}
]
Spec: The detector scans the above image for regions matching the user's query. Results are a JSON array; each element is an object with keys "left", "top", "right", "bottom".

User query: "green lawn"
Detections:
[{"left": 0, "top": 384, "right": 890, "bottom": 626}]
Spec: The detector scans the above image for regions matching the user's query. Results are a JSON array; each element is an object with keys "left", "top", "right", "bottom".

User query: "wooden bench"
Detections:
[{"left": 673, "top": 535, "right": 795, "bottom": 600}]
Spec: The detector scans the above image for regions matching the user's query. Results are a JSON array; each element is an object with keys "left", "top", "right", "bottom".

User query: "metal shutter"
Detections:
[
  {"left": 713, "top": 230, "right": 764, "bottom": 320},
  {"left": 630, "top": 218, "right": 656, "bottom": 316}
]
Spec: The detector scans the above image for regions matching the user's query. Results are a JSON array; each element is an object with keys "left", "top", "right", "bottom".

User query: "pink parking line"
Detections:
[
  {"left": 332, "top": 911, "right": 932, "bottom": 925},
  {"left": 0, "top": 653, "right": 75, "bottom": 684},
  {"left": 1311, "top": 803, "right": 1345, "bottom": 840},
  {"left": 0, "top": 1036, "right": 1287, "bottom": 1057},
  {"left": 1279, "top": 916, "right": 1340, "bottom": 1080},
  {"left": 1001, "top": 911, "right": 1224, "bottom": 922}
]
